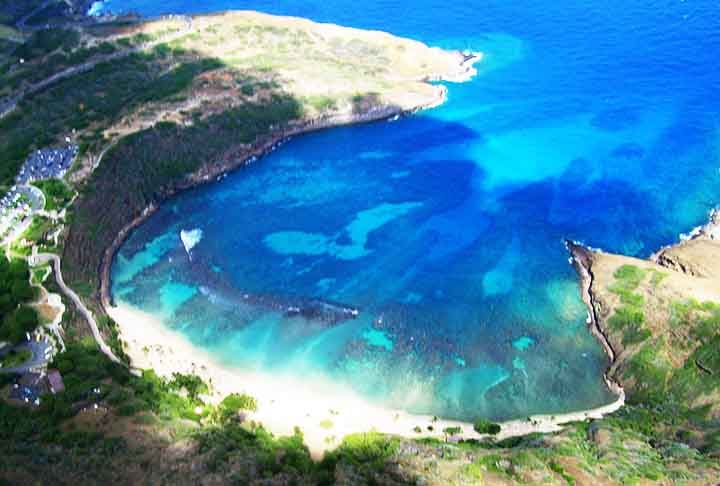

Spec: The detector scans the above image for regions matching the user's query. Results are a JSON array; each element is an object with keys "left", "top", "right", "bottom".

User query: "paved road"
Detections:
[
  {"left": 33, "top": 253, "right": 123, "bottom": 365},
  {"left": 0, "top": 340, "right": 52, "bottom": 374},
  {"left": 19, "top": 185, "right": 45, "bottom": 212}
]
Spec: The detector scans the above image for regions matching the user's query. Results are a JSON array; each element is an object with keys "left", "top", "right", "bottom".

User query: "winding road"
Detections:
[
  {"left": 1, "top": 16, "right": 194, "bottom": 120},
  {"left": 32, "top": 252, "right": 123, "bottom": 365}
]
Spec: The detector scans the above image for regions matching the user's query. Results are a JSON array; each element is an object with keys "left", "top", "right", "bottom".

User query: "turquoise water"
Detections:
[{"left": 108, "top": 1, "right": 720, "bottom": 421}]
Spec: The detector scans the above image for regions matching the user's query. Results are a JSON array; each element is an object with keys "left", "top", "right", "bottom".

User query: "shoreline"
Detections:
[
  {"left": 76, "top": 11, "right": 625, "bottom": 454},
  {"left": 651, "top": 208, "right": 720, "bottom": 264},
  {"left": 565, "top": 240, "right": 625, "bottom": 398},
  {"left": 108, "top": 299, "right": 625, "bottom": 458}
]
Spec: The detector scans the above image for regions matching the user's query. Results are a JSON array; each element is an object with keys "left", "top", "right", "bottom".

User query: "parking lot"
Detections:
[{"left": 15, "top": 145, "right": 78, "bottom": 185}]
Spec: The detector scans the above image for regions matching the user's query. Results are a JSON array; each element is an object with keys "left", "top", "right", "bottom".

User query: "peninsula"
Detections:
[{"left": 0, "top": 3, "right": 718, "bottom": 485}]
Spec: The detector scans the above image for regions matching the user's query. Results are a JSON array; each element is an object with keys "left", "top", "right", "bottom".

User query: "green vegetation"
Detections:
[
  {"left": 174, "top": 428, "right": 397, "bottom": 484},
  {"left": 22, "top": 216, "right": 55, "bottom": 245},
  {"left": 1, "top": 340, "right": 407, "bottom": 483},
  {"left": 322, "top": 431, "right": 400, "bottom": 477},
  {"left": 48, "top": 341, "right": 210, "bottom": 423},
  {"left": 473, "top": 418, "right": 501, "bottom": 435},
  {"left": 460, "top": 416, "right": 719, "bottom": 484},
  {"left": 597, "top": 259, "right": 720, "bottom": 472},
  {"left": 30, "top": 265, "right": 49, "bottom": 285},
  {"left": 0, "top": 254, "right": 39, "bottom": 344},
  {"left": 12, "top": 28, "right": 80, "bottom": 62},
  {"left": 197, "top": 424, "right": 319, "bottom": 482},
  {"left": 607, "top": 265, "right": 651, "bottom": 346},
  {"left": 0, "top": 347, "right": 31, "bottom": 368},
  {"left": 443, "top": 425, "right": 462, "bottom": 440},
  {"left": 216, "top": 392, "right": 258, "bottom": 423},
  {"left": 1, "top": 262, "right": 717, "bottom": 486},
  {"left": 608, "top": 264, "right": 646, "bottom": 305},
  {"left": 96, "top": 314, "right": 130, "bottom": 365},
  {"left": 32, "top": 179, "right": 74, "bottom": 211},
  {"left": 168, "top": 372, "right": 209, "bottom": 400},
  {"left": 305, "top": 94, "right": 338, "bottom": 112},
  {"left": 0, "top": 28, "right": 86, "bottom": 99},
  {"left": 1, "top": 9, "right": 717, "bottom": 484},
  {"left": 606, "top": 265, "right": 720, "bottom": 416},
  {"left": 0, "top": 52, "right": 225, "bottom": 190}
]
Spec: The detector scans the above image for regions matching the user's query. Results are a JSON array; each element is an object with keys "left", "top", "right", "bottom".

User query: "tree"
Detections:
[
  {"left": 0, "top": 306, "right": 39, "bottom": 344},
  {"left": 11, "top": 279, "right": 34, "bottom": 302},
  {"left": 217, "top": 393, "right": 258, "bottom": 423}
]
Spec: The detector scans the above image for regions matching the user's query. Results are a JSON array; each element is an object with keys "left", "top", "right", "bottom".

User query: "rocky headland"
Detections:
[{"left": 568, "top": 210, "right": 720, "bottom": 455}]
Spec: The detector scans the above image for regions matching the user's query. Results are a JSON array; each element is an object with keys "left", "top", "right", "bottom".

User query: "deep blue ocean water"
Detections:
[{"left": 106, "top": 0, "right": 720, "bottom": 420}]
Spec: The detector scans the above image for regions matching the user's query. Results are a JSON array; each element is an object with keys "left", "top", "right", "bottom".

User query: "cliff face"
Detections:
[{"left": 653, "top": 211, "right": 720, "bottom": 279}]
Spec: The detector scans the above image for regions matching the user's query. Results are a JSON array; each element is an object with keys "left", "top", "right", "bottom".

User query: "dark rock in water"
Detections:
[
  {"left": 283, "top": 299, "right": 359, "bottom": 325},
  {"left": 189, "top": 254, "right": 358, "bottom": 326}
]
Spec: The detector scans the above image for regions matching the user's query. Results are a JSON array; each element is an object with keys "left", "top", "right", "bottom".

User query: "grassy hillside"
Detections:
[{"left": 581, "top": 234, "right": 720, "bottom": 463}]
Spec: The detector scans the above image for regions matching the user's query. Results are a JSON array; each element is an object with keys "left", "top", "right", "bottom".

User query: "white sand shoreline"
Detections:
[{"left": 109, "top": 300, "right": 624, "bottom": 458}]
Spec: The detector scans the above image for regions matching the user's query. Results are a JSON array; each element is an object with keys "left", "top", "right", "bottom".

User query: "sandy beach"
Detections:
[{"left": 108, "top": 301, "right": 624, "bottom": 458}]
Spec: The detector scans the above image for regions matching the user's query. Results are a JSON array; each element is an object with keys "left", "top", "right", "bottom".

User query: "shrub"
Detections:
[
  {"left": 443, "top": 426, "right": 463, "bottom": 439},
  {"left": 240, "top": 83, "right": 255, "bottom": 96},
  {"left": 474, "top": 419, "right": 502, "bottom": 435},
  {"left": 323, "top": 432, "right": 399, "bottom": 469}
]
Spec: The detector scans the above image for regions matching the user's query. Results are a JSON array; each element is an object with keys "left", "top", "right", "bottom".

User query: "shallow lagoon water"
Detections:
[{"left": 109, "top": 0, "right": 720, "bottom": 420}]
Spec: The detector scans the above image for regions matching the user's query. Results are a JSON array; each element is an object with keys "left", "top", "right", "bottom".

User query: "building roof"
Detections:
[{"left": 47, "top": 369, "right": 65, "bottom": 394}]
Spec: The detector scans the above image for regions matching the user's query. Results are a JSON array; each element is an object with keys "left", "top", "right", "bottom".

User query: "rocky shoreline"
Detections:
[
  {"left": 565, "top": 205, "right": 720, "bottom": 408},
  {"left": 566, "top": 241, "right": 625, "bottom": 400}
]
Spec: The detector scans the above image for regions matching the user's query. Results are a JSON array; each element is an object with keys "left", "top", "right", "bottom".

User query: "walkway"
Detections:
[{"left": 32, "top": 252, "right": 123, "bottom": 365}]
